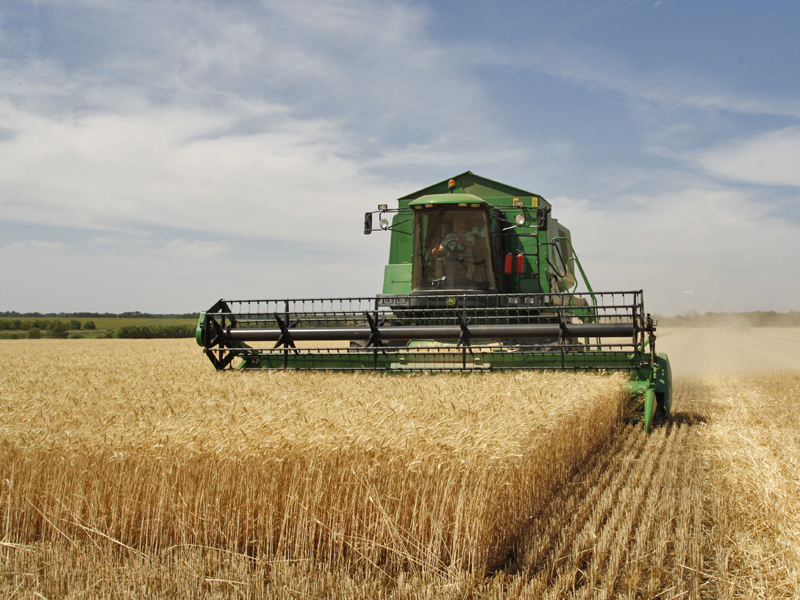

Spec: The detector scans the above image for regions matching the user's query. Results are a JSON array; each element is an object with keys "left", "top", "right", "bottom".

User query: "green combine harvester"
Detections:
[{"left": 197, "top": 172, "right": 671, "bottom": 431}]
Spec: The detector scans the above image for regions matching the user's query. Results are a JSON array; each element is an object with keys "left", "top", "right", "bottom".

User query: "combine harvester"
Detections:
[{"left": 197, "top": 172, "right": 671, "bottom": 431}]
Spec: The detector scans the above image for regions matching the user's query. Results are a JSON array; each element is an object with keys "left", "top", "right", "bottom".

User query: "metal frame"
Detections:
[{"left": 197, "top": 291, "right": 651, "bottom": 370}]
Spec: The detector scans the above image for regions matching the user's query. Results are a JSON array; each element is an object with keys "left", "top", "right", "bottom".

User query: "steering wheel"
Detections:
[{"left": 443, "top": 239, "right": 467, "bottom": 254}]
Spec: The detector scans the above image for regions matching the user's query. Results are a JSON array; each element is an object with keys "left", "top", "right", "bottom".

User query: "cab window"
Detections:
[{"left": 411, "top": 206, "right": 496, "bottom": 291}]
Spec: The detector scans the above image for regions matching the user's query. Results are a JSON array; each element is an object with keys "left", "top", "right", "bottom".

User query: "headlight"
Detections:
[{"left": 515, "top": 214, "right": 526, "bottom": 226}]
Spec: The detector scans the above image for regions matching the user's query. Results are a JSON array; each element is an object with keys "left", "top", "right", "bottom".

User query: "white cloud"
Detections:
[
  {"left": 555, "top": 186, "right": 800, "bottom": 314},
  {"left": 0, "top": 0, "right": 513, "bottom": 248},
  {"left": 162, "top": 239, "right": 229, "bottom": 260},
  {"left": 0, "top": 97, "right": 396, "bottom": 243},
  {"left": 1, "top": 240, "right": 70, "bottom": 255},
  {"left": 692, "top": 127, "right": 800, "bottom": 187}
]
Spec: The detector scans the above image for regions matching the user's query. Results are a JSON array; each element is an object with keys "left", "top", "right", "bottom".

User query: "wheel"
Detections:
[{"left": 444, "top": 239, "right": 467, "bottom": 253}]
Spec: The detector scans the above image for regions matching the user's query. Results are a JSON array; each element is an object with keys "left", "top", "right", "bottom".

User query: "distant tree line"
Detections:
[
  {"left": 114, "top": 324, "right": 195, "bottom": 338},
  {"left": 0, "top": 311, "right": 198, "bottom": 319},
  {"left": 0, "top": 319, "right": 93, "bottom": 335},
  {"left": 0, "top": 319, "right": 194, "bottom": 339},
  {"left": 656, "top": 310, "right": 800, "bottom": 328}
]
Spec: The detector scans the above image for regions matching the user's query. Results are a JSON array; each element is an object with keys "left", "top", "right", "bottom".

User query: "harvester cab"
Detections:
[
  {"left": 197, "top": 171, "right": 672, "bottom": 431},
  {"left": 364, "top": 173, "right": 581, "bottom": 301}
]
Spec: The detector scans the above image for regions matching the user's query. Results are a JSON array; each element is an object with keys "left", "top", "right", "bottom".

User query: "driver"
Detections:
[{"left": 433, "top": 217, "right": 475, "bottom": 279}]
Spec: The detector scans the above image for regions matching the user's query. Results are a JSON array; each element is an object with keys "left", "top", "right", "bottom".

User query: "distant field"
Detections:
[{"left": 1, "top": 331, "right": 799, "bottom": 598}]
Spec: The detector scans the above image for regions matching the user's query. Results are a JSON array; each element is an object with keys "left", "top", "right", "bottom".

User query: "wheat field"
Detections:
[{"left": 1, "top": 330, "right": 799, "bottom": 598}]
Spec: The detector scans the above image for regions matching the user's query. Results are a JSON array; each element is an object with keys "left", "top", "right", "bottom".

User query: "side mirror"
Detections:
[
  {"left": 537, "top": 208, "right": 547, "bottom": 229},
  {"left": 364, "top": 212, "right": 373, "bottom": 235}
]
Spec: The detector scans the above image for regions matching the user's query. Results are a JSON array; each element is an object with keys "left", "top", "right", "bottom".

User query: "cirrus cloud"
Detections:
[{"left": 692, "top": 127, "right": 800, "bottom": 187}]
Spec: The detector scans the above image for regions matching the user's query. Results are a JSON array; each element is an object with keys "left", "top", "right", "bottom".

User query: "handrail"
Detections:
[{"left": 551, "top": 236, "right": 597, "bottom": 307}]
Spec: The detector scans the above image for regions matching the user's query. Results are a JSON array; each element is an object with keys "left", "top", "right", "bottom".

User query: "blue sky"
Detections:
[{"left": 1, "top": 0, "right": 798, "bottom": 315}]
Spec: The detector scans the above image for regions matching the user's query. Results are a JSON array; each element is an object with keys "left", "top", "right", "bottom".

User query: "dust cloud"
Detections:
[{"left": 656, "top": 327, "right": 800, "bottom": 378}]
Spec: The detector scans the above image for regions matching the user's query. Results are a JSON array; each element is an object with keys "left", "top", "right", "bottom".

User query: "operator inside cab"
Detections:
[{"left": 410, "top": 201, "right": 496, "bottom": 292}]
